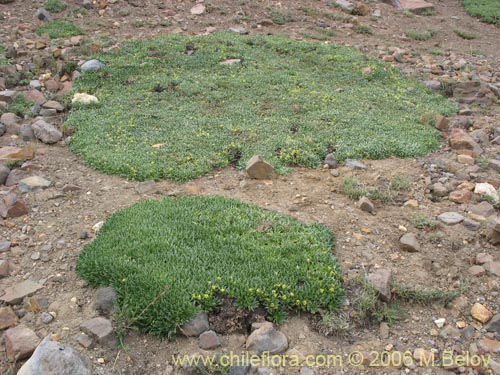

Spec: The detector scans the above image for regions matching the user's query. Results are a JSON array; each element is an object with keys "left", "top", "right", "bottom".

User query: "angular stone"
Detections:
[
  {"left": 399, "top": 233, "right": 420, "bottom": 252},
  {"left": 21, "top": 90, "right": 46, "bottom": 105},
  {"left": 3, "top": 325, "right": 40, "bottom": 361},
  {"left": 0, "top": 90, "right": 17, "bottom": 103},
  {"left": 484, "top": 261, "right": 500, "bottom": 277},
  {"left": 468, "top": 265, "right": 485, "bottom": 277},
  {"left": 0, "top": 240, "right": 11, "bottom": 252},
  {"left": 474, "top": 183, "right": 499, "bottom": 203},
  {"left": 17, "top": 337, "right": 92, "bottom": 375},
  {"left": 74, "top": 332, "right": 93, "bottom": 349},
  {"left": 334, "top": 0, "right": 354, "bottom": 11},
  {"left": 80, "top": 317, "right": 116, "bottom": 347},
  {"left": 383, "top": 0, "right": 434, "bottom": 13},
  {"left": 478, "top": 338, "right": 500, "bottom": 354},
  {"left": 81, "top": 60, "right": 105, "bottom": 72},
  {"left": 434, "top": 115, "right": 449, "bottom": 131},
  {"left": 489, "top": 160, "right": 500, "bottom": 173},
  {"left": 449, "top": 189, "right": 471, "bottom": 203},
  {"left": 0, "top": 146, "right": 35, "bottom": 162},
  {"left": 449, "top": 128, "right": 482, "bottom": 157},
  {"left": 246, "top": 322, "right": 288, "bottom": 355},
  {"left": 31, "top": 119, "right": 62, "bottom": 144},
  {"left": 345, "top": 159, "right": 367, "bottom": 170},
  {"left": 245, "top": 155, "right": 275, "bottom": 180},
  {"left": 18, "top": 176, "right": 51, "bottom": 193},
  {"left": 190, "top": 3, "right": 206, "bottom": 14},
  {"left": 471, "top": 303, "right": 493, "bottom": 323},
  {"left": 367, "top": 268, "right": 392, "bottom": 302},
  {"left": 93, "top": 287, "right": 116, "bottom": 315},
  {"left": 33, "top": 8, "right": 52, "bottom": 21},
  {"left": 5, "top": 168, "right": 29, "bottom": 187},
  {"left": 463, "top": 218, "right": 480, "bottom": 231},
  {"left": 457, "top": 154, "right": 474, "bottom": 165},
  {"left": 0, "top": 259, "right": 10, "bottom": 278},
  {"left": 0, "top": 193, "right": 30, "bottom": 218},
  {"left": 486, "top": 314, "right": 500, "bottom": 335},
  {"left": 199, "top": 330, "right": 220, "bottom": 350},
  {"left": 476, "top": 253, "right": 494, "bottom": 265},
  {"left": 324, "top": 153, "right": 337, "bottom": 169},
  {"left": 0, "top": 307, "right": 18, "bottom": 329},
  {"left": 0, "top": 164, "right": 8, "bottom": 184},
  {"left": 180, "top": 311, "right": 209, "bottom": 337},
  {"left": 358, "top": 196, "right": 374, "bottom": 213},
  {"left": 42, "top": 100, "right": 64, "bottom": 112},
  {"left": 72, "top": 93, "right": 98, "bottom": 104},
  {"left": 468, "top": 201, "right": 495, "bottom": 218},
  {"left": 437, "top": 212, "right": 464, "bottom": 225},
  {"left": 0, "top": 112, "right": 21, "bottom": 134},
  {"left": 432, "top": 182, "right": 448, "bottom": 197},
  {"left": 1, "top": 280, "right": 44, "bottom": 305}
]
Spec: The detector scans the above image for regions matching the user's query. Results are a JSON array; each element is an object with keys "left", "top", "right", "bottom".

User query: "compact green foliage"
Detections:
[
  {"left": 35, "top": 20, "right": 83, "bottom": 39},
  {"left": 76, "top": 196, "right": 343, "bottom": 338},
  {"left": 67, "top": 33, "right": 455, "bottom": 181},
  {"left": 44, "top": 0, "right": 66, "bottom": 13},
  {"left": 462, "top": 0, "right": 500, "bottom": 26}
]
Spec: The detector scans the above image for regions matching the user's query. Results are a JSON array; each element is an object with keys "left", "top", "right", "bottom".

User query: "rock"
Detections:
[
  {"left": 42, "top": 100, "right": 64, "bottom": 112},
  {"left": 335, "top": 0, "right": 354, "bottom": 11},
  {"left": 0, "top": 240, "right": 11, "bottom": 252},
  {"left": 490, "top": 359, "right": 500, "bottom": 375},
  {"left": 71, "top": 93, "right": 98, "bottom": 104},
  {"left": 18, "top": 176, "right": 51, "bottom": 193},
  {"left": 471, "top": 303, "right": 493, "bottom": 323},
  {"left": 474, "top": 183, "right": 499, "bottom": 203},
  {"left": 80, "top": 317, "right": 116, "bottom": 347},
  {"left": 437, "top": 212, "right": 464, "bottom": 225},
  {"left": 468, "top": 201, "right": 495, "bottom": 218},
  {"left": 463, "top": 218, "right": 480, "bottom": 231},
  {"left": 486, "top": 314, "right": 500, "bottom": 335},
  {"left": 17, "top": 337, "right": 92, "bottom": 375},
  {"left": 476, "top": 253, "right": 493, "bottom": 265},
  {"left": 449, "top": 128, "right": 482, "bottom": 157},
  {"left": 22, "top": 90, "right": 46, "bottom": 105},
  {"left": 432, "top": 182, "right": 448, "bottom": 197},
  {"left": 345, "top": 159, "right": 367, "bottom": 170},
  {"left": 246, "top": 322, "right": 288, "bottom": 355},
  {"left": 0, "top": 307, "right": 18, "bottom": 329},
  {"left": 229, "top": 27, "right": 248, "bottom": 34},
  {"left": 399, "top": 233, "right": 420, "bottom": 252},
  {"left": 478, "top": 338, "right": 500, "bottom": 353},
  {"left": 0, "top": 259, "right": 10, "bottom": 277},
  {"left": 3, "top": 325, "right": 40, "bottom": 361},
  {"left": 0, "top": 122, "right": 4, "bottom": 136},
  {"left": 449, "top": 189, "right": 471, "bottom": 203},
  {"left": 40, "top": 312, "right": 54, "bottom": 324},
  {"left": 0, "top": 112, "right": 21, "bottom": 134},
  {"left": 324, "top": 153, "right": 337, "bottom": 169},
  {"left": 0, "top": 146, "right": 35, "bottom": 162},
  {"left": 29, "top": 80, "right": 42, "bottom": 90},
  {"left": 74, "top": 332, "right": 93, "bottom": 349},
  {"left": 434, "top": 115, "right": 449, "bottom": 131},
  {"left": 379, "top": 322, "right": 389, "bottom": 339},
  {"left": 358, "top": 196, "right": 374, "bottom": 213},
  {"left": 423, "top": 80, "right": 441, "bottom": 90},
  {"left": 484, "top": 261, "right": 500, "bottom": 277},
  {"left": 62, "top": 184, "right": 82, "bottom": 192},
  {"left": 81, "top": 60, "right": 105, "bottom": 72},
  {"left": 367, "top": 268, "right": 392, "bottom": 302},
  {"left": 20, "top": 124, "right": 35, "bottom": 142},
  {"left": 190, "top": 4, "right": 206, "bottom": 14},
  {"left": 180, "top": 311, "right": 209, "bottom": 337},
  {"left": 245, "top": 155, "right": 275, "bottom": 180},
  {"left": 0, "top": 192, "right": 29, "bottom": 218},
  {"left": 457, "top": 154, "right": 474, "bottom": 165},
  {"left": 1, "top": 280, "right": 44, "bottom": 305},
  {"left": 468, "top": 265, "right": 486, "bottom": 276},
  {"left": 199, "top": 330, "right": 220, "bottom": 350},
  {"left": 0, "top": 90, "right": 17, "bottom": 103},
  {"left": 33, "top": 8, "right": 52, "bottom": 21},
  {"left": 31, "top": 119, "right": 62, "bottom": 144},
  {"left": 229, "top": 365, "right": 251, "bottom": 375},
  {"left": 5, "top": 169, "right": 29, "bottom": 187},
  {"left": 434, "top": 318, "right": 446, "bottom": 328},
  {"left": 93, "top": 287, "right": 116, "bottom": 315}
]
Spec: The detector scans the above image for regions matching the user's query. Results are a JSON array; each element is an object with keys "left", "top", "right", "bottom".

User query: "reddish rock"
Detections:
[
  {"left": 471, "top": 303, "right": 493, "bottom": 323},
  {"left": 449, "top": 128, "right": 482, "bottom": 157},
  {"left": 434, "top": 115, "right": 449, "bottom": 131},
  {"left": 478, "top": 338, "right": 500, "bottom": 353},
  {"left": 468, "top": 265, "right": 486, "bottom": 277},
  {"left": 449, "top": 189, "right": 472, "bottom": 204},
  {"left": 3, "top": 325, "right": 40, "bottom": 361},
  {"left": 0, "top": 307, "right": 18, "bottom": 330},
  {"left": 44, "top": 79, "right": 61, "bottom": 93},
  {"left": 21, "top": 90, "right": 46, "bottom": 105},
  {"left": 0, "top": 280, "right": 43, "bottom": 305},
  {"left": 0, "top": 146, "right": 35, "bottom": 162},
  {"left": 0, "top": 193, "right": 29, "bottom": 218},
  {"left": 484, "top": 262, "right": 500, "bottom": 277},
  {"left": 80, "top": 317, "right": 116, "bottom": 347},
  {"left": 0, "top": 112, "right": 21, "bottom": 134}
]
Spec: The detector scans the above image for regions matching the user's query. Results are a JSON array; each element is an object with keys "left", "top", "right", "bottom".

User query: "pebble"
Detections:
[{"left": 437, "top": 212, "right": 464, "bottom": 225}]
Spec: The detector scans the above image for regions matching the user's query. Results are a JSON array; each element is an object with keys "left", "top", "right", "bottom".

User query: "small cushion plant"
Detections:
[
  {"left": 76, "top": 196, "right": 344, "bottom": 338},
  {"left": 66, "top": 32, "right": 455, "bottom": 182}
]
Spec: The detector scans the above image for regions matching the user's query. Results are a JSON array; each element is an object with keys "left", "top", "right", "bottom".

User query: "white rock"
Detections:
[
  {"left": 474, "top": 183, "right": 499, "bottom": 203},
  {"left": 434, "top": 318, "right": 446, "bottom": 328},
  {"left": 72, "top": 93, "right": 98, "bottom": 105}
]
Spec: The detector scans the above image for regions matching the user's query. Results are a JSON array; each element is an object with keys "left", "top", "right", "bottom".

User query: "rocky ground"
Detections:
[{"left": 0, "top": 0, "right": 500, "bottom": 374}]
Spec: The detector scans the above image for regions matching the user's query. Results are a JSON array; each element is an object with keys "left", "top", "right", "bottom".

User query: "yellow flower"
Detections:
[
  {"left": 220, "top": 288, "right": 226, "bottom": 293},
  {"left": 203, "top": 294, "right": 209, "bottom": 299},
  {"left": 302, "top": 300, "right": 308, "bottom": 306},
  {"left": 320, "top": 289, "right": 325, "bottom": 294}
]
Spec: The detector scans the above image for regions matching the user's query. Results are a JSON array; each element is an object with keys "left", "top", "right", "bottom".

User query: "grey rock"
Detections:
[
  {"left": 422, "top": 80, "right": 441, "bottom": 90},
  {"left": 17, "top": 337, "right": 92, "bottom": 375},
  {"left": 40, "top": 312, "right": 54, "bottom": 324},
  {"left": 229, "top": 27, "right": 248, "bottom": 34},
  {"left": 468, "top": 201, "right": 495, "bottom": 218},
  {"left": 358, "top": 196, "right": 374, "bottom": 213},
  {"left": 180, "top": 311, "right": 209, "bottom": 337},
  {"left": 345, "top": 159, "right": 367, "bottom": 170},
  {"left": 437, "top": 212, "right": 464, "bottom": 225},
  {"left": 1, "top": 280, "right": 44, "bottom": 305},
  {"left": 40, "top": 108, "right": 57, "bottom": 118},
  {"left": 229, "top": 365, "right": 251, "bottom": 375},
  {"left": 33, "top": 8, "right": 52, "bottom": 22},
  {"left": 490, "top": 359, "right": 500, "bottom": 375},
  {"left": 246, "top": 322, "right": 288, "bottom": 355},
  {"left": 80, "top": 317, "right": 116, "bottom": 347},
  {"left": 31, "top": 119, "right": 62, "bottom": 144},
  {"left": 246, "top": 155, "right": 275, "bottom": 180},
  {"left": 0, "top": 164, "right": 8, "bottom": 185},
  {"left": 81, "top": 59, "right": 105, "bottom": 72},
  {"left": 432, "top": 182, "right": 448, "bottom": 197},
  {"left": 18, "top": 176, "right": 52, "bottom": 193},
  {"left": 0, "top": 240, "right": 10, "bottom": 252},
  {"left": 324, "top": 153, "right": 337, "bottom": 169},
  {"left": 379, "top": 322, "right": 389, "bottom": 339},
  {"left": 460, "top": 325, "right": 476, "bottom": 340},
  {"left": 199, "top": 330, "right": 220, "bottom": 350},
  {"left": 30, "top": 104, "right": 41, "bottom": 116},
  {"left": 93, "top": 287, "right": 116, "bottom": 315},
  {"left": 0, "top": 259, "right": 10, "bottom": 277},
  {"left": 5, "top": 168, "right": 29, "bottom": 187},
  {"left": 463, "top": 218, "right": 481, "bottom": 231},
  {"left": 20, "top": 124, "right": 35, "bottom": 142},
  {"left": 334, "top": 0, "right": 354, "bottom": 10},
  {"left": 0, "top": 90, "right": 17, "bottom": 103},
  {"left": 399, "top": 233, "right": 420, "bottom": 252},
  {"left": 29, "top": 80, "right": 42, "bottom": 90},
  {"left": 74, "top": 332, "right": 93, "bottom": 349},
  {"left": 485, "top": 314, "right": 500, "bottom": 335},
  {"left": 0, "top": 122, "right": 5, "bottom": 136},
  {"left": 367, "top": 268, "right": 392, "bottom": 302}
]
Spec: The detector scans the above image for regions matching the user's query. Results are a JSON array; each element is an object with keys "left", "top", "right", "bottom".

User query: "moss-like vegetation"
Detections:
[
  {"left": 462, "top": 0, "right": 500, "bottom": 26},
  {"left": 66, "top": 33, "right": 455, "bottom": 181},
  {"left": 35, "top": 20, "right": 83, "bottom": 39},
  {"left": 44, "top": 0, "right": 66, "bottom": 13},
  {"left": 76, "top": 196, "right": 344, "bottom": 338}
]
